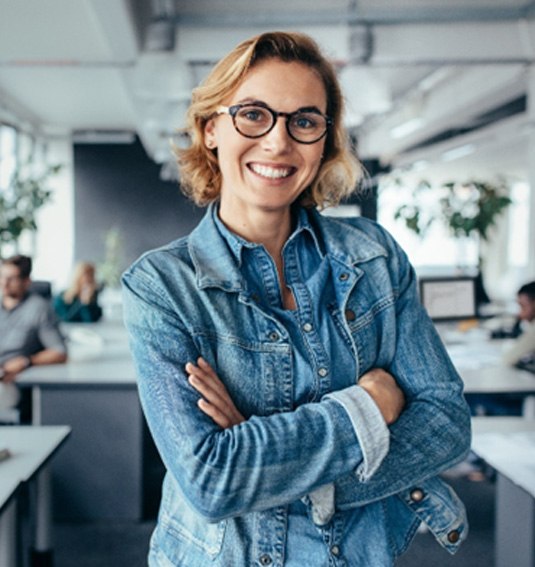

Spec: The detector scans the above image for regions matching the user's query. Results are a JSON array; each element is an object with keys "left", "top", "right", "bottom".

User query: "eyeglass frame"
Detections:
[{"left": 215, "top": 102, "right": 333, "bottom": 144}]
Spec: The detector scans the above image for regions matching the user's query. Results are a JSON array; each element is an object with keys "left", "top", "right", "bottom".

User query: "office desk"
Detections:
[
  {"left": 472, "top": 417, "right": 535, "bottom": 567},
  {"left": 0, "top": 426, "right": 71, "bottom": 567},
  {"left": 445, "top": 332, "right": 535, "bottom": 416},
  {"left": 17, "top": 321, "right": 144, "bottom": 521}
]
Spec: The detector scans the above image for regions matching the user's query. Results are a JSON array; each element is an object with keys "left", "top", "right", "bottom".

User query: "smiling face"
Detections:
[{"left": 203, "top": 58, "right": 327, "bottom": 233}]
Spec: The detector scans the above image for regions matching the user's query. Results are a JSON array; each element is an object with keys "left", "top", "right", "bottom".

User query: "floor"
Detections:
[{"left": 49, "top": 473, "right": 495, "bottom": 567}]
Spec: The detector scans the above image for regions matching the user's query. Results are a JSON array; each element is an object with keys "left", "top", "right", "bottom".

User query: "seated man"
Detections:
[
  {"left": 502, "top": 281, "right": 535, "bottom": 368},
  {"left": 0, "top": 255, "right": 67, "bottom": 393}
]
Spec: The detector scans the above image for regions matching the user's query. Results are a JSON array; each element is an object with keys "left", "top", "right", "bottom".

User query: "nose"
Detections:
[{"left": 260, "top": 116, "right": 292, "bottom": 154}]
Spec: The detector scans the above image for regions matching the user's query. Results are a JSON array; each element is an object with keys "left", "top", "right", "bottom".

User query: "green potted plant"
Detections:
[
  {"left": 0, "top": 161, "right": 62, "bottom": 258},
  {"left": 393, "top": 177, "right": 513, "bottom": 303}
]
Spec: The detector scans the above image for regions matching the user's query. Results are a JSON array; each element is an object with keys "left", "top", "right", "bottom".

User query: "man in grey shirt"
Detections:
[{"left": 0, "top": 255, "right": 67, "bottom": 386}]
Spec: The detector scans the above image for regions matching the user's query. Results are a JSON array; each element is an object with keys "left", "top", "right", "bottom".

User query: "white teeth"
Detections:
[{"left": 250, "top": 164, "right": 291, "bottom": 179}]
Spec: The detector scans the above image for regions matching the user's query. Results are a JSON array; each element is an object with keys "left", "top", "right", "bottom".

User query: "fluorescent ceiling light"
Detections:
[
  {"left": 390, "top": 118, "right": 424, "bottom": 139},
  {"left": 441, "top": 144, "right": 476, "bottom": 162},
  {"left": 72, "top": 130, "right": 136, "bottom": 144},
  {"left": 411, "top": 160, "right": 429, "bottom": 172}
]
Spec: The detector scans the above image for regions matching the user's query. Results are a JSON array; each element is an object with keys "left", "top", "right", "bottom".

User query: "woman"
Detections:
[
  {"left": 122, "top": 31, "right": 471, "bottom": 566},
  {"left": 54, "top": 261, "right": 102, "bottom": 323}
]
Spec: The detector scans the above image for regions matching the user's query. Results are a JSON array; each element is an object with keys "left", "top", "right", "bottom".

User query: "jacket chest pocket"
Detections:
[
  {"left": 342, "top": 291, "right": 397, "bottom": 374},
  {"left": 195, "top": 331, "right": 294, "bottom": 417}
]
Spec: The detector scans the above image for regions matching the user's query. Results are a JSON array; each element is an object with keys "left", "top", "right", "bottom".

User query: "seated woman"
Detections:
[{"left": 54, "top": 261, "right": 103, "bottom": 323}]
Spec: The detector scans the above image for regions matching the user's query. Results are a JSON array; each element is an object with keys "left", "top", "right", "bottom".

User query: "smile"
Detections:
[{"left": 248, "top": 163, "right": 295, "bottom": 179}]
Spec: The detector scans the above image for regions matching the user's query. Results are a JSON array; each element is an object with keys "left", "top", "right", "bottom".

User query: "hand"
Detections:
[
  {"left": 79, "top": 285, "right": 95, "bottom": 304},
  {"left": 358, "top": 368, "right": 405, "bottom": 425},
  {"left": 1, "top": 356, "right": 31, "bottom": 383},
  {"left": 186, "top": 357, "right": 245, "bottom": 429}
]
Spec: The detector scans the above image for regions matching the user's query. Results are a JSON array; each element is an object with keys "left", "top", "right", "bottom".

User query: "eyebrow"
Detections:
[{"left": 233, "top": 98, "right": 325, "bottom": 114}]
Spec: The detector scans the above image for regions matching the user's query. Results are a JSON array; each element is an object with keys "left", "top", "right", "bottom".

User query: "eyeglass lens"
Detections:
[{"left": 232, "top": 105, "right": 328, "bottom": 143}]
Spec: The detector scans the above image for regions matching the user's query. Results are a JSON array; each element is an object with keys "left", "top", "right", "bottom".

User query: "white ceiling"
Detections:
[{"left": 0, "top": 0, "right": 534, "bottom": 180}]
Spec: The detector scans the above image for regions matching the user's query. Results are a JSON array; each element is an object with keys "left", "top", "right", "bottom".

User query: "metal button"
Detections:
[
  {"left": 259, "top": 554, "right": 272, "bottom": 565},
  {"left": 318, "top": 367, "right": 328, "bottom": 377},
  {"left": 302, "top": 322, "right": 313, "bottom": 332},
  {"left": 447, "top": 530, "right": 460, "bottom": 543},
  {"left": 410, "top": 488, "right": 425, "bottom": 502},
  {"left": 268, "top": 331, "right": 279, "bottom": 342},
  {"left": 339, "top": 273, "right": 349, "bottom": 281},
  {"left": 344, "top": 309, "right": 356, "bottom": 322},
  {"left": 331, "top": 545, "right": 340, "bottom": 556}
]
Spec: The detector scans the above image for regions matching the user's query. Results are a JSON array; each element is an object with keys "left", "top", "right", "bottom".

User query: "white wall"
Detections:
[{"left": 32, "top": 138, "right": 75, "bottom": 293}]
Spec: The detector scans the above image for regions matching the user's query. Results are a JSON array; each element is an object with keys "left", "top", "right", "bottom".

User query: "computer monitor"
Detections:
[{"left": 418, "top": 276, "right": 478, "bottom": 321}]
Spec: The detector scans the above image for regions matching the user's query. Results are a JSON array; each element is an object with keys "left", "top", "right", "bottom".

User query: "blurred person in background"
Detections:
[
  {"left": 0, "top": 255, "right": 67, "bottom": 410},
  {"left": 54, "top": 261, "right": 103, "bottom": 323},
  {"left": 502, "top": 281, "right": 535, "bottom": 368}
]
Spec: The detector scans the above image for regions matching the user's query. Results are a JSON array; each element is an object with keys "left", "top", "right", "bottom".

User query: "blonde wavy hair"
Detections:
[
  {"left": 63, "top": 261, "right": 98, "bottom": 303},
  {"left": 175, "top": 31, "right": 362, "bottom": 209}
]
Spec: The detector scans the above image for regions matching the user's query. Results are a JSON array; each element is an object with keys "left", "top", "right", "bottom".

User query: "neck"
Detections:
[
  {"left": 218, "top": 205, "right": 293, "bottom": 259},
  {"left": 2, "top": 295, "right": 23, "bottom": 311}
]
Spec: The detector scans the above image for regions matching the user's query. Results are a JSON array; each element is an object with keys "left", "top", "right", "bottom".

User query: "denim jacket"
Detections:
[{"left": 122, "top": 204, "right": 471, "bottom": 566}]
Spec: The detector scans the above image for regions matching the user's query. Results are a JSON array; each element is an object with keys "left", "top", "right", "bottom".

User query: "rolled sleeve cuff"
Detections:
[{"left": 324, "top": 385, "right": 390, "bottom": 481}]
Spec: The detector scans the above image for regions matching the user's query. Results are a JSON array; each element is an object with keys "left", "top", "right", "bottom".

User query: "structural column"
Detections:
[{"left": 527, "top": 65, "right": 535, "bottom": 278}]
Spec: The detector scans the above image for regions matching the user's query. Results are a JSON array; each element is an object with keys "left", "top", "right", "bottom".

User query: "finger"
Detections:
[
  {"left": 187, "top": 361, "right": 232, "bottom": 399},
  {"left": 197, "top": 398, "right": 235, "bottom": 429},
  {"left": 187, "top": 371, "right": 242, "bottom": 421},
  {"left": 185, "top": 360, "right": 245, "bottom": 425},
  {"left": 186, "top": 364, "right": 231, "bottom": 402},
  {"left": 187, "top": 372, "right": 226, "bottom": 405},
  {"left": 190, "top": 376, "right": 245, "bottom": 427}
]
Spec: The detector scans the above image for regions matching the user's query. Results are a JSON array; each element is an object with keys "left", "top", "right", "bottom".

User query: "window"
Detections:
[
  {"left": 507, "top": 180, "right": 530, "bottom": 268},
  {"left": 0, "top": 124, "right": 17, "bottom": 191}
]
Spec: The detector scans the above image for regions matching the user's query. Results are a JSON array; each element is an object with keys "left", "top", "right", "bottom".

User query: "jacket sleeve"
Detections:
[
  {"left": 122, "top": 265, "right": 380, "bottom": 522},
  {"left": 333, "top": 228, "right": 472, "bottom": 510}
]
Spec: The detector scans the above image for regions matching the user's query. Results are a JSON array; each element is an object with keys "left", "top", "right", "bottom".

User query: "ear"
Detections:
[{"left": 204, "top": 118, "right": 218, "bottom": 150}]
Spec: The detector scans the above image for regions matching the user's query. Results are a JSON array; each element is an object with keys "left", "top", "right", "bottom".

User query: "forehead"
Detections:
[
  {"left": 231, "top": 58, "right": 327, "bottom": 108},
  {"left": 0, "top": 263, "right": 21, "bottom": 277}
]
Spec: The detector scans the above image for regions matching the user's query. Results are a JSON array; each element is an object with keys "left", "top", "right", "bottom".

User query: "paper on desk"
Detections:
[
  {"left": 447, "top": 342, "right": 505, "bottom": 370},
  {"left": 472, "top": 432, "right": 535, "bottom": 496}
]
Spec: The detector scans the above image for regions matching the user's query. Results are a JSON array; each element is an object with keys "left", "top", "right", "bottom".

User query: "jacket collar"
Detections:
[
  {"left": 188, "top": 203, "right": 387, "bottom": 291},
  {"left": 309, "top": 208, "right": 387, "bottom": 266}
]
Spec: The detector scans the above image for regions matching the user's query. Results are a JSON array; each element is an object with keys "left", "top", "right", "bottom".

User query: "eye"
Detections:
[
  {"left": 238, "top": 106, "right": 270, "bottom": 124},
  {"left": 292, "top": 113, "right": 320, "bottom": 130}
]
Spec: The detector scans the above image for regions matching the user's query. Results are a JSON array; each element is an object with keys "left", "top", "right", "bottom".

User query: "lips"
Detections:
[{"left": 248, "top": 163, "right": 295, "bottom": 179}]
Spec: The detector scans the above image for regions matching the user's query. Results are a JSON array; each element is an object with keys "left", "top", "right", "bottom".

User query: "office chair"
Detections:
[{"left": 29, "top": 280, "right": 52, "bottom": 299}]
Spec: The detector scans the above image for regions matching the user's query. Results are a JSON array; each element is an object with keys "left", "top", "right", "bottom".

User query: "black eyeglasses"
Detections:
[{"left": 216, "top": 103, "right": 332, "bottom": 144}]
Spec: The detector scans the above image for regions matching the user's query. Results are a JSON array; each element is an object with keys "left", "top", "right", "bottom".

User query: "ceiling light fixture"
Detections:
[
  {"left": 390, "top": 117, "right": 424, "bottom": 139},
  {"left": 441, "top": 143, "right": 476, "bottom": 162}
]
